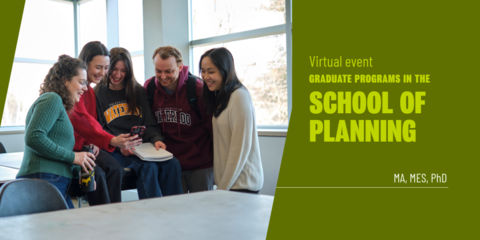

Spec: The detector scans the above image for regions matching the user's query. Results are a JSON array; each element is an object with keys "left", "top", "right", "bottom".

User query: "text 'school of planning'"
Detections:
[{"left": 309, "top": 91, "right": 426, "bottom": 143}]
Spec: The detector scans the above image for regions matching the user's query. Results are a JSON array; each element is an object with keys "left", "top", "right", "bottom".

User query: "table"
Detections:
[
  {"left": 0, "top": 190, "right": 273, "bottom": 240},
  {"left": 0, "top": 152, "right": 23, "bottom": 169},
  {"left": 0, "top": 166, "right": 18, "bottom": 184},
  {"left": 0, "top": 152, "right": 22, "bottom": 185}
]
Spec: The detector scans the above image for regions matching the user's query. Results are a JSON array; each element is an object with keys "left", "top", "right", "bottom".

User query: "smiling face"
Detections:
[
  {"left": 87, "top": 55, "right": 109, "bottom": 85},
  {"left": 109, "top": 60, "right": 127, "bottom": 90},
  {"left": 64, "top": 68, "right": 87, "bottom": 103},
  {"left": 153, "top": 55, "right": 183, "bottom": 91},
  {"left": 201, "top": 56, "right": 223, "bottom": 91}
]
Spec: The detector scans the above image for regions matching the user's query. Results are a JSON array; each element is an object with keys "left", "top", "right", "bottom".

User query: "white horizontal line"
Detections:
[{"left": 276, "top": 187, "right": 448, "bottom": 189}]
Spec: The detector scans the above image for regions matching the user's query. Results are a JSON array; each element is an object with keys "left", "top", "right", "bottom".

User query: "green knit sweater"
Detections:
[{"left": 17, "top": 92, "right": 76, "bottom": 179}]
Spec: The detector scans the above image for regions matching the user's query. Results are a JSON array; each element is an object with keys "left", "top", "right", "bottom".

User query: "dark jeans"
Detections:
[
  {"left": 110, "top": 149, "right": 182, "bottom": 199},
  {"left": 181, "top": 167, "right": 214, "bottom": 193},
  {"left": 86, "top": 150, "right": 124, "bottom": 205},
  {"left": 17, "top": 173, "right": 75, "bottom": 209}
]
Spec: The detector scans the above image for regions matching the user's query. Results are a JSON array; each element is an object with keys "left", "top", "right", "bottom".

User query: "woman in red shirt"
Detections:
[{"left": 69, "top": 41, "right": 141, "bottom": 205}]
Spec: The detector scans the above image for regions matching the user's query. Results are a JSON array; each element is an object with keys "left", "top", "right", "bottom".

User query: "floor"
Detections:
[{"left": 71, "top": 190, "right": 139, "bottom": 208}]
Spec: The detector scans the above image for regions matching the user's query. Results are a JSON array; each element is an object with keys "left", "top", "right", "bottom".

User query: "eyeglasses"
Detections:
[{"left": 80, "top": 80, "right": 88, "bottom": 88}]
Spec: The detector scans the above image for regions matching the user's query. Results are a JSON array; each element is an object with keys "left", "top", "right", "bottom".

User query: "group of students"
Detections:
[{"left": 15, "top": 42, "right": 264, "bottom": 208}]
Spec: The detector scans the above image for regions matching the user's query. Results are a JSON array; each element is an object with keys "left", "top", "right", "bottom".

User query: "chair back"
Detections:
[
  {"left": 0, "top": 179, "right": 68, "bottom": 217},
  {"left": 0, "top": 142, "right": 6, "bottom": 153}
]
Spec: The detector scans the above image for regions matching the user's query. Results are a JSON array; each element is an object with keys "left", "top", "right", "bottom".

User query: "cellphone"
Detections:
[{"left": 130, "top": 126, "right": 146, "bottom": 139}]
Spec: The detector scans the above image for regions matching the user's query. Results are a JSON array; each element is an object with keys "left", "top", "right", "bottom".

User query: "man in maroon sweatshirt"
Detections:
[{"left": 144, "top": 46, "right": 213, "bottom": 193}]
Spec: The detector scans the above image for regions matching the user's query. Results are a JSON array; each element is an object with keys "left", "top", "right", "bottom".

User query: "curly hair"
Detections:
[{"left": 40, "top": 55, "right": 87, "bottom": 112}]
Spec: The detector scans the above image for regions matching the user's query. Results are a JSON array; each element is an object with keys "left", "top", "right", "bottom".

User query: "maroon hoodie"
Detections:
[{"left": 144, "top": 66, "right": 213, "bottom": 171}]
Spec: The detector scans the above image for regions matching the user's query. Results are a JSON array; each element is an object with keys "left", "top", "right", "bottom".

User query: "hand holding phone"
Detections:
[{"left": 130, "top": 126, "right": 146, "bottom": 139}]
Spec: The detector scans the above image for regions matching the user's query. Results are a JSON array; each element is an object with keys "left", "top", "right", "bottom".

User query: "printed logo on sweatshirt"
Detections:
[
  {"left": 155, "top": 107, "right": 191, "bottom": 126},
  {"left": 104, "top": 102, "right": 142, "bottom": 123}
]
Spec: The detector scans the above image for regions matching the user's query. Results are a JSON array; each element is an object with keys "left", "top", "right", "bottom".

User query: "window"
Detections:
[
  {"left": 192, "top": 34, "right": 287, "bottom": 125},
  {"left": 78, "top": 0, "right": 108, "bottom": 48},
  {"left": 2, "top": 0, "right": 291, "bottom": 129},
  {"left": 190, "top": 0, "right": 291, "bottom": 126},
  {"left": 118, "top": 0, "right": 145, "bottom": 83},
  {"left": 3, "top": 0, "right": 74, "bottom": 127},
  {"left": 191, "top": 0, "right": 285, "bottom": 40},
  {"left": 1, "top": 0, "right": 145, "bottom": 128}
]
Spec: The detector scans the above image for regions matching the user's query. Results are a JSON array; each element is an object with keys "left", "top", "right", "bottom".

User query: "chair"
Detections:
[
  {"left": 0, "top": 179, "right": 68, "bottom": 217},
  {"left": 0, "top": 142, "right": 6, "bottom": 153}
]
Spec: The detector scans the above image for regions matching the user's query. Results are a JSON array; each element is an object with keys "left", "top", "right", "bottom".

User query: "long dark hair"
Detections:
[
  {"left": 40, "top": 55, "right": 86, "bottom": 112},
  {"left": 200, "top": 47, "right": 243, "bottom": 117},
  {"left": 78, "top": 41, "right": 109, "bottom": 73},
  {"left": 95, "top": 47, "right": 142, "bottom": 116}
]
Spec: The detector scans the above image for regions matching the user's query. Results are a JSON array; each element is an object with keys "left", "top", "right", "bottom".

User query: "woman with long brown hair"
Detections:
[
  {"left": 68, "top": 41, "right": 142, "bottom": 205},
  {"left": 200, "top": 47, "right": 264, "bottom": 194},
  {"left": 95, "top": 47, "right": 183, "bottom": 199}
]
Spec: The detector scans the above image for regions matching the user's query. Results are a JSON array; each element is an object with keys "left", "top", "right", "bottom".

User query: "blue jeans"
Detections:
[
  {"left": 110, "top": 149, "right": 183, "bottom": 199},
  {"left": 16, "top": 173, "right": 75, "bottom": 209}
]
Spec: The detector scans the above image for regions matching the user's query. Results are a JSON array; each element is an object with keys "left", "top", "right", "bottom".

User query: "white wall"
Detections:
[
  {"left": 0, "top": 133, "right": 284, "bottom": 196},
  {"left": 143, "top": 0, "right": 190, "bottom": 79},
  {"left": 258, "top": 136, "right": 285, "bottom": 196}
]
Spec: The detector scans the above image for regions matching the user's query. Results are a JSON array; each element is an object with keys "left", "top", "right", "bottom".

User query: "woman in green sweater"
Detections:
[{"left": 16, "top": 55, "right": 97, "bottom": 209}]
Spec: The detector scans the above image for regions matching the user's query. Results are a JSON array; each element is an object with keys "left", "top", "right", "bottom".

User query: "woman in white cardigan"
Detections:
[{"left": 200, "top": 47, "right": 264, "bottom": 194}]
